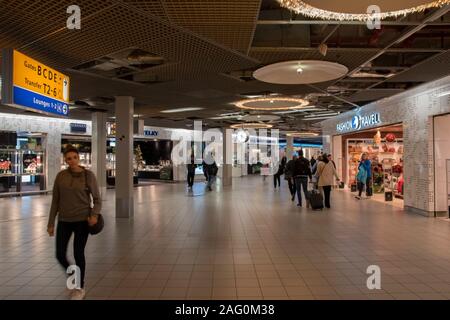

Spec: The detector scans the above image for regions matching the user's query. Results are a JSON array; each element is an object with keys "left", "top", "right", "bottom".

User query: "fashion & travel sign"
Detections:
[{"left": 336, "top": 112, "right": 381, "bottom": 132}]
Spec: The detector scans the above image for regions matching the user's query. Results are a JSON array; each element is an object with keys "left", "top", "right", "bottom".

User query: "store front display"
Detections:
[
  {"left": 343, "top": 125, "right": 404, "bottom": 206},
  {"left": 0, "top": 131, "right": 46, "bottom": 194},
  {"left": 321, "top": 76, "right": 450, "bottom": 217},
  {"left": 134, "top": 139, "right": 173, "bottom": 181},
  {"left": 334, "top": 124, "right": 405, "bottom": 207}
]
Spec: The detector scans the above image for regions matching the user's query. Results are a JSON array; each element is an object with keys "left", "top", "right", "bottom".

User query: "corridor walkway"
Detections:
[{"left": 1, "top": 176, "right": 450, "bottom": 300}]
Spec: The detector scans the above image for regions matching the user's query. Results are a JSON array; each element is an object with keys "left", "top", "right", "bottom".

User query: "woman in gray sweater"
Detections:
[{"left": 47, "top": 145, "right": 101, "bottom": 300}]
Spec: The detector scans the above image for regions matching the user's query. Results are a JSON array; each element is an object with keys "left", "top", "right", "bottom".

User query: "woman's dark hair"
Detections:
[
  {"left": 63, "top": 144, "right": 79, "bottom": 157},
  {"left": 322, "top": 153, "right": 330, "bottom": 164}
]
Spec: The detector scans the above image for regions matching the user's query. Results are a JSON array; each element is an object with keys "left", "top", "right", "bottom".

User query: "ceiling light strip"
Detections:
[{"left": 160, "top": 107, "right": 204, "bottom": 113}]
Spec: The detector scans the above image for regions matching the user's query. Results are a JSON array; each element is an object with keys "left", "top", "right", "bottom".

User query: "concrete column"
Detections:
[
  {"left": 115, "top": 96, "right": 134, "bottom": 218},
  {"left": 134, "top": 119, "right": 144, "bottom": 135},
  {"left": 91, "top": 112, "right": 107, "bottom": 198},
  {"left": 286, "top": 136, "right": 294, "bottom": 160},
  {"left": 222, "top": 128, "right": 233, "bottom": 186}
]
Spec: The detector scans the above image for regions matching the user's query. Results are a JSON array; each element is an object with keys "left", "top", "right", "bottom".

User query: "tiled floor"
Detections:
[{"left": 1, "top": 175, "right": 450, "bottom": 300}]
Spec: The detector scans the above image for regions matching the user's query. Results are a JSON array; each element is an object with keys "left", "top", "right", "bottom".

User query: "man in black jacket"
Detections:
[
  {"left": 284, "top": 155, "right": 297, "bottom": 201},
  {"left": 292, "top": 150, "right": 312, "bottom": 207},
  {"left": 186, "top": 155, "right": 196, "bottom": 189}
]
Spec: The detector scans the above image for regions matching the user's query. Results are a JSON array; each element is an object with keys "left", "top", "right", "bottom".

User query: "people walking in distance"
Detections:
[
  {"left": 311, "top": 154, "right": 321, "bottom": 176},
  {"left": 274, "top": 156, "right": 287, "bottom": 189},
  {"left": 204, "top": 153, "right": 218, "bottom": 191},
  {"left": 355, "top": 153, "right": 369, "bottom": 200},
  {"left": 316, "top": 153, "right": 340, "bottom": 209},
  {"left": 310, "top": 156, "right": 316, "bottom": 171},
  {"left": 284, "top": 155, "right": 297, "bottom": 201},
  {"left": 202, "top": 160, "right": 209, "bottom": 181},
  {"left": 293, "top": 150, "right": 312, "bottom": 207},
  {"left": 360, "top": 152, "right": 373, "bottom": 197},
  {"left": 186, "top": 154, "right": 196, "bottom": 189},
  {"left": 47, "top": 145, "right": 101, "bottom": 300}
]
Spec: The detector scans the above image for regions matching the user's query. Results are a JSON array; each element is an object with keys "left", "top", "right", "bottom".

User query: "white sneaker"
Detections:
[{"left": 71, "top": 288, "right": 86, "bottom": 300}]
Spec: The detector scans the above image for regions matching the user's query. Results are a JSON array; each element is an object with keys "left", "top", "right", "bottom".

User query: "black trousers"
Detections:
[
  {"left": 357, "top": 181, "right": 365, "bottom": 197},
  {"left": 366, "top": 177, "right": 372, "bottom": 196},
  {"left": 274, "top": 174, "right": 281, "bottom": 188},
  {"left": 56, "top": 221, "right": 89, "bottom": 288},
  {"left": 187, "top": 172, "right": 195, "bottom": 187},
  {"left": 322, "top": 186, "right": 332, "bottom": 208},
  {"left": 287, "top": 178, "right": 296, "bottom": 196}
]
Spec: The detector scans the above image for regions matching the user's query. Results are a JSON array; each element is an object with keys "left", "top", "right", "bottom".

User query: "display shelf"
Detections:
[
  {"left": 0, "top": 148, "right": 46, "bottom": 193},
  {"left": 346, "top": 138, "right": 404, "bottom": 194}
]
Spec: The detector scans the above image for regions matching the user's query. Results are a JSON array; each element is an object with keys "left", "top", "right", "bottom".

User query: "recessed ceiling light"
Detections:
[
  {"left": 302, "top": 115, "right": 335, "bottom": 121},
  {"left": 230, "top": 123, "right": 273, "bottom": 129},
  {"left": 304, "top": 112, "right": 339, "bottom": 118},
  {"left": 273, "top": 106, "right": 320, "bottom": 114},
  {"left": 296, "top": 67, "right": 303, "bottom": 74},
  {"left": 161, "top": 107, "right": 204, "bottom": 113},
  {"left": 286, "top": 131, "right": 319, "bottom": 137}
]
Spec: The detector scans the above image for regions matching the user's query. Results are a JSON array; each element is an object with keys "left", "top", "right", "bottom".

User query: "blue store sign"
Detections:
[
  {"left": 336, "top": 112, "right": 381, "bottom": 132},
  {"left": 144, "top": 130, "right": 158, "bottom": 137},
  {"left": 70, "top": 123, "right": 87, "bottom": 133}
]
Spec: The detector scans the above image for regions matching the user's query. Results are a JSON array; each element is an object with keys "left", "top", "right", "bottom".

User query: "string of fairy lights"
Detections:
[{"left": 276, "top": 0, "right": 450, "bottom": 21}]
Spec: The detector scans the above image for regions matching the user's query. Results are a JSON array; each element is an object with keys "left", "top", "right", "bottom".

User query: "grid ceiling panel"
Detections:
[
  {"left": 18, "top": 4, "right": 257, "bottom": 77},
  {"left": 386, "top": 50, "right": 450, "bottom": 83},
  {"left": 348, "top": 89, "right": 404, "bottom": 102},
  {"left": 0, "top": 0, "right": 116, "bottom": 70},
  {"left": 0, "top": 1, "right": 115, "bottom": 49},
  {"left": 123, "top": 0, "right": 167, "bottom": 18},
  {"left": 128, "top": 0, "right": 262, "bottom": 53}
]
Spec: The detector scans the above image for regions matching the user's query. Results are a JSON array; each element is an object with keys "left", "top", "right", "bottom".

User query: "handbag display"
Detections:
[
  {"left": 385, "top": 191, "right": 393, "bottom": 201},
  {"left": 84, "top": 170, "right": 104, "bottom": 235}
]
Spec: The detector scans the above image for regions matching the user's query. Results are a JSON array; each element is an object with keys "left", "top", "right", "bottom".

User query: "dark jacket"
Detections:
[
  {"left": 284, "top": 159, "right": 295, "bottom": 179},
  {"left": 276, "top": 156, "right": 287, "bottom": 175},
  {"left": 293, "top": 157, "right": 312, "bottom": 179},
  {"left": 187, "top": 162, "right": 196, "bottom": 174},
  {"left": 206, "top": 162, "right": 218, "bottom": 176}
]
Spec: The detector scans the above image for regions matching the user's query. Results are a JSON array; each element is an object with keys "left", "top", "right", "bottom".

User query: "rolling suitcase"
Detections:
[{"left": 309, "top": 189, "right": 324, "bottom": 210}]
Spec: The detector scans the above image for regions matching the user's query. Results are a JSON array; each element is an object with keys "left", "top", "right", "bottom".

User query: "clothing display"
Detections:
[{"left": 347, "top": 138, "right": 404, "bottom": 200}]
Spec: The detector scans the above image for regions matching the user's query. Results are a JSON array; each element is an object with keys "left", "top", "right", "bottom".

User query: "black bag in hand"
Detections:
[{"left": 84, "top": 170, "right": 104, "bottom": 235}]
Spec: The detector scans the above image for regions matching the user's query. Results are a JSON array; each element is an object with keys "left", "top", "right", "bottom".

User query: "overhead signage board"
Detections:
[
  {"left": 70, "top": 123, "right": 87, "bottom": 133},
  {"left": 336, "top": 112, "right": 381, "bottom": 133},
  {"left": 1, "top": 48, "right": 70, "bottom": 117},
  {"left": 144, "top": 129, "right": 158, "bottom": 137}
]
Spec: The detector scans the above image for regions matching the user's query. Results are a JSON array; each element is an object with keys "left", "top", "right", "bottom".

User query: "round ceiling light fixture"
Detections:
[
  {"left": 285, "top": 131, "right": 320, "bottom": 137},
  {"left": 253, "top": 60, "right": 348, "bottom": 85},
  {"left": 230, "top": 123, "right": 274, "bottom": 129},
  {"left": 233, "top": 96, "right": 309, "bottom": 111},
  {"left": 276, "top": 1, "right": 450, "bottom": 21}
]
